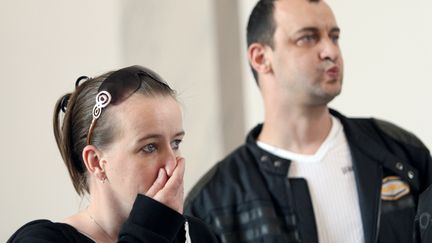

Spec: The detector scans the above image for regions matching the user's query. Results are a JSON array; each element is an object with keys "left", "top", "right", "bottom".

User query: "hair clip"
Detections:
[
  {"left": 60, "top": 94, "right": 71, "bottom": 113},
  {"left": 92, "top": 91, "right": 112, "bottom": 120},
  {"left": 75, "top": 76, "right": 89, "bottom": 88},
  {"left": 86, "top": 91, "right": 112, "bottom": 144}
]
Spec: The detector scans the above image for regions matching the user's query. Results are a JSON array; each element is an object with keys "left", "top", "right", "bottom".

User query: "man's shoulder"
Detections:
[
  {"left": 372, "top": 118, "right": 426, "bottom": 148},
  {"left": 347, "top": 116, "right": 426, "bottom": 149},
  {"left": 332, "top": 109, "right": 426, "bottom": 149},
  {"left": 185, "top": 144, "right": 253, "bottom": 205}
]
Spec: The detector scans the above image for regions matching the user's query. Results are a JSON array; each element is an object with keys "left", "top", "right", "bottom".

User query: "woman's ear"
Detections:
[
  {"left": 82, "top": 145, "right": 107, "bottom": 183},
  {"left": 247, "top": 43, "right": 272, "bottom": 74}
]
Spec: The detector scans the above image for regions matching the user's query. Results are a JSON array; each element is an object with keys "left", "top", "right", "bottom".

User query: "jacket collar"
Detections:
[
  {"left": 245, "top": 108, "right": 415, "bottom": 243},
  {"left": 330, "top": 109, "right": 419, "bottom": 189},
  {"left": 246, "top": 124, "right": 292, "bottom": 176}
]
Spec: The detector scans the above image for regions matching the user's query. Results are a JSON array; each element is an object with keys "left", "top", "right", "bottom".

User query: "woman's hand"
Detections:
[{"left": 145, "top": 157, "right": 185, "bottom": 213}]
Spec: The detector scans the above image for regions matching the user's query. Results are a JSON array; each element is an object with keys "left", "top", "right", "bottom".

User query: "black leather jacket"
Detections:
[
  {"left": 185, "top": 110, "right": 432, "bottom": 243},
  {"left": 414, "top": 185, "right": 432, "bottom": 242}
]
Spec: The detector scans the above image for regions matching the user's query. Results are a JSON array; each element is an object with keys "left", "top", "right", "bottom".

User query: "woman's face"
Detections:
[{"left": 100, "top": 93, "right": 184, "bottom": 209}]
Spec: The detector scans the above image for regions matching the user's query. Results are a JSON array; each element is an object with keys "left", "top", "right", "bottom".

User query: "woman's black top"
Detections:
[{"left": 8, "top": 194, "right": 217, "bottom": 243}]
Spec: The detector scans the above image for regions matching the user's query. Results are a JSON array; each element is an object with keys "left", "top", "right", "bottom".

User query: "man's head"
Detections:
[
  {"left": 247, "top": 0, "right": 319, "bottom": 81},
  {"left": 246, "top": 0, "right": 343, "bottom": 105}
]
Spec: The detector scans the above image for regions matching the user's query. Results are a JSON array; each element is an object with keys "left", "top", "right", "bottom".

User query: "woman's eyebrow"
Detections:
[{"left": 135, "top": 131, "right": 185, "bottom": 143}]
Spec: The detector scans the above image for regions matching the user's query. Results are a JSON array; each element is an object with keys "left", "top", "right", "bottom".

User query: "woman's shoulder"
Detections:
[{"left": 7, "top": 219, "right": 93, "bottom": 243}]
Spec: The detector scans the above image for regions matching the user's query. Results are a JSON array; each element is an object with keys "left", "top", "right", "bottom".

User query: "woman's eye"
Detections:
[
  {"left": 171, "top": 139, "right": 182, "bottom": 150},
  {"left": 142, "top": 144, "right": 157, "bottom": 153}
]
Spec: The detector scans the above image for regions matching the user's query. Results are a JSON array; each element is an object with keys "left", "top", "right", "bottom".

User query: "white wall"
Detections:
[
  {"left": 328, "top": 0, "right": 432, "bottom": 149},
  {"left": 118, "top": 0, "right": 225, "bottom": 196},
  {"left": 239, "top": 0, "right": 432, "bottom": 149},
  {"left": 0, "top": 0, "right": 121, "bottom": 240}
]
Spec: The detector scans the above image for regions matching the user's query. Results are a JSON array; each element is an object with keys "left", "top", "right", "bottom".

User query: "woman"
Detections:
[{"left": 8, "top": 65, "right": 217, "bottom": 242}]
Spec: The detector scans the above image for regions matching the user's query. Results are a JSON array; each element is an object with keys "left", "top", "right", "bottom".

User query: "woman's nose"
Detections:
[{"left": 163, "top": 149, "right": 177, "bottom": 177}]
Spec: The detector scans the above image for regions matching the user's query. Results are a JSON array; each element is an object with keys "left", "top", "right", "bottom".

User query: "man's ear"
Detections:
[
  {"left": 248, "top": 43, "right": 272, "bottom": 74},
  {"left": 82, "top": 145, "right": 106, "bottom": 182}
]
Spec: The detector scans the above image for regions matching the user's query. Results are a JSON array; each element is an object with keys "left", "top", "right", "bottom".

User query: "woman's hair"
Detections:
[{"left": 53, "top": 66, "right": 176, "bottom": 195}]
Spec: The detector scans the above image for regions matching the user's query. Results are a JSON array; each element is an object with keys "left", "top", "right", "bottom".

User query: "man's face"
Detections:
[{"left": 268, "top": 0, "right": 343, "bottom": 106}]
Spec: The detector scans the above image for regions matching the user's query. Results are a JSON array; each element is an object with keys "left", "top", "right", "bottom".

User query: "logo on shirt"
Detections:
[
  {"left": 341, "top": 165, "right": 353, "bottom": 174},
  {"left": 381, "top": 176, "right": 410, "bottom": 201}
]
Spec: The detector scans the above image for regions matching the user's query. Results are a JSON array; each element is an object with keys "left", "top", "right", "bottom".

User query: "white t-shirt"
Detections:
[{"left": 257, "top": 116, "right": 364, "bottom": 243}]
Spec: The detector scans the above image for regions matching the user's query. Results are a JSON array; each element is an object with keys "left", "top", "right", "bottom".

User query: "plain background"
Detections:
[{"left": 1, "top": 0, "right": 431, "bottom": 240}]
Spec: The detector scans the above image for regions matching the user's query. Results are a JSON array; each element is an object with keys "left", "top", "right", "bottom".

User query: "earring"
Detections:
[
  {"left": 99, "top": 161, "right": 107, "bottom": 183},
  {"left": 99, "top": 174, "right": 107, "bottom": 183}
]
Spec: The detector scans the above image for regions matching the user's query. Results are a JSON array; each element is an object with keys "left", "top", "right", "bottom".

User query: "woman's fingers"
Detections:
[
  {"left": 145, "top": 168, "right": 167, "bottom": 198},
  {"left": 153, "top": 157, "right": 186, "bottom": 213},
  {"left": 165, "top": 157, "right": 185, "bottom": 190}
]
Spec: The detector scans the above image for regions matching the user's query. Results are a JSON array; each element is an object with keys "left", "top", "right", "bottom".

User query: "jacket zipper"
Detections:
[{"left": 373, "top": 166, "right": 383, "bottom": 243}]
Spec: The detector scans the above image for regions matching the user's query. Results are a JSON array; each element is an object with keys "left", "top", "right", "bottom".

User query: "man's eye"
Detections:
[
  {"left": 297, "top": 34, "right": 318, "bottom": 46},
  {"left": 142, "top": 144, "right": 157, "bottom": 153},
  {"left": 303, "top": 35, "right": 315, "bottom": 41},
  {"left": 171, "top": 139, "right": 182, "bottom": 150},
  {"left": 331, "top": 34, "right": 340, "bottom": 44}
]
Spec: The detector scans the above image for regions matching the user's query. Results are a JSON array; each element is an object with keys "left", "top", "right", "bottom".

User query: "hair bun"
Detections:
[
  {"left": 60, "top": 94, "right": 71, "bottom": 113},
  {"left": 75, "top": 76, "right": 89, "bottom": 88}
]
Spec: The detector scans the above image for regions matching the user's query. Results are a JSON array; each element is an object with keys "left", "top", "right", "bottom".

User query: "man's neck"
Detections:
[{"left": 258, "top": 104, "right": 333, "bottom": 155}]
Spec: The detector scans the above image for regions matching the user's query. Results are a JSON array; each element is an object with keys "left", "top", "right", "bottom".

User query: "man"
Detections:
[
  {"left": 414, "top": 186, "right": 432, "bottom": 242},
  {"left": 185, "top": 0, "right": 432, "bottom": 242}
]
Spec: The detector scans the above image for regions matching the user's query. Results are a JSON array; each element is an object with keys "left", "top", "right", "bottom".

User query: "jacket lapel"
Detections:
[
  {"left": 331, "top": 110, "right": 384, "bottom": 243},
  {"left": 349, "top": 144, "right": 382, "bottom": 243}
]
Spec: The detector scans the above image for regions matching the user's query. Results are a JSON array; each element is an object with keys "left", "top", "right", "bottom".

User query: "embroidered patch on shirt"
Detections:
[
  {"left": 341, "top": 165, "right": 353, "bottom": 174},
  {"left": 381, "top": 176, "right": 410, "bottom": 201}
]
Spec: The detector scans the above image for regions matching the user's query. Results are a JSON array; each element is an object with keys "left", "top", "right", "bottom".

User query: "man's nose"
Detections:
[{"left": 319, "top": 37, "right": 340, "bottom": 62}]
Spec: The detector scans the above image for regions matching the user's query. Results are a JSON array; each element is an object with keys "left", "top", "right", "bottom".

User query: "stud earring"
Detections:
[{"left": 99, "top": 174, "right": 107, "bottom": 183}]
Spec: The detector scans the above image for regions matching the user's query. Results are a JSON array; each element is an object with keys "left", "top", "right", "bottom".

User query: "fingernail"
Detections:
[{"left": 165, "top": 167, "right": 171, "bottom": 177}]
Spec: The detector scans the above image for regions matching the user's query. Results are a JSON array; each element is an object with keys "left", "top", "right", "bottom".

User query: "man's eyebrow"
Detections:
[
  {"left": 295, "top": 26, "right": 341, "bottom": 34},
  {"left": 330, "top": 27, "right": 341, "bottom": 33},
  {"left": 296, "top": 27, "right": 319, "bottom": 34}
]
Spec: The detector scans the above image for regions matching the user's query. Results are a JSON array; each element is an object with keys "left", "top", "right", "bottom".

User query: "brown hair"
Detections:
[
  {"left": 53, "top": 66, "right": 176, "bottom": 195},
  {"left": 247, "top": 0, "right": 320, "bottom": 83}
]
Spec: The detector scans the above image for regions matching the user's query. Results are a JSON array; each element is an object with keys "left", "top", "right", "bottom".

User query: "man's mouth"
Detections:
[{"left": 326, "top": 66, "right": 340, "bottom": 79}]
